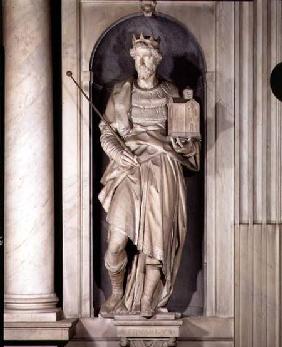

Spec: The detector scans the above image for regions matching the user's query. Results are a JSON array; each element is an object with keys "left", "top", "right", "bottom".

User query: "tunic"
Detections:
[{"left": 99, "top": 80, "right": 200, "bottom": 311}]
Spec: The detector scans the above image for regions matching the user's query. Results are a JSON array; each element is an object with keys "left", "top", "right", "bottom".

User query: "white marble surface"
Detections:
[
  {"left": 62, "top": 0, "right": 89, "bottom": 318},
  {"left": 67, "top": 342, "right": 233, "bottom": 347},
  {"left": 4, "top": 319, "right": 77, "bottom": 341},
  {"left": 4, "top": 307, "right": 62, "bottom": 322},
  {"left": 65, "top": 316, "right": 233, "bottom": 347},
  {"left": 214, "top": 1, "right": 235, "bottom": 317},
  {"left": 233, "top": 2, "right": 282, "bottom": 346},
  {"left": 235, "top": 224, "right": 281, "bottom": 347},
  {"left": 71, "top": 316, "right": 233, "bottom": 339},
  {"left": 235, "top": 0, "right": 282, "bottom": 224},
  {"left": 4, "top": 0, "right": 58, "bottom": 318},
  {"left": 114, "top": 315, "right": 183, "bottom": 338}
]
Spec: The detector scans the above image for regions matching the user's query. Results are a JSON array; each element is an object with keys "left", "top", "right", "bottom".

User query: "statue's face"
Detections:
[{"left": 134, "top": 47, "right": 159, "bottom": 80}]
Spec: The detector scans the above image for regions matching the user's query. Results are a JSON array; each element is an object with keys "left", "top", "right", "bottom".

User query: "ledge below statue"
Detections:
[
  {"left": 114, "top": 313, "right": 182, "bottom": 346},
  {"left": 66, "top": 316, "right": 233, "bottom": 347}
]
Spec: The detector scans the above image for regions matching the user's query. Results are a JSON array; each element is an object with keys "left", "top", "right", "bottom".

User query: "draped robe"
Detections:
[{"left": 99, "top": 79, "right": 200, "bottom": 312}]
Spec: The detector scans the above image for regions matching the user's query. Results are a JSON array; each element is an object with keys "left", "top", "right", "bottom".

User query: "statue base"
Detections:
[{"left": 114, "top": 313, "right": 183, "bottom": 347}]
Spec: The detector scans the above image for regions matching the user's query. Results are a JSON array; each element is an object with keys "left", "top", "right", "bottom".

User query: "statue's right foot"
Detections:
[
  {"left": 101, "top": 266, "right": 126, "bottom": 314},
  {"left": 140, "top": 296, "right": 153, "bottom": 318},
  {"left": 100, "top": 293, "right": 123, "bottom": 314}
]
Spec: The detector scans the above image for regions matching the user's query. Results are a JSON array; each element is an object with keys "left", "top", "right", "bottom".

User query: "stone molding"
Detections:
[
  {"left": 235, "top": 223, "right": 282, "bottom": 347},
  {"left": 70, "top": 316, "right": 233, "bottom": 342},
  {"left": 234, "top": 0, "right": 282, "bottom": 224},
  {"left": 4, "top": 319, "right": 77, "bottom": 341}
]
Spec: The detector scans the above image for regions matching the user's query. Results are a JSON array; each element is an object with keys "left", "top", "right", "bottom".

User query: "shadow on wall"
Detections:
[{"left": 90, "top": 13, "right": 206, "bottom": 316}]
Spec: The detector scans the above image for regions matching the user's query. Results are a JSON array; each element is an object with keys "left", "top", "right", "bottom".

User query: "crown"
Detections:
[{"left": 132, "top": 33, "right": 160, "bottom": 50}]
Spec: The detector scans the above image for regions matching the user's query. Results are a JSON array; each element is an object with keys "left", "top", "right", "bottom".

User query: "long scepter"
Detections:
[{"left": 66, "top": 71, "right": 128, "bottom": 152}]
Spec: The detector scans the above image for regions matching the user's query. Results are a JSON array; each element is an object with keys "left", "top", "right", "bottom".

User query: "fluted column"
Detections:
[{"left": 4, "top": 0, "right": 60, "bottom": 321}]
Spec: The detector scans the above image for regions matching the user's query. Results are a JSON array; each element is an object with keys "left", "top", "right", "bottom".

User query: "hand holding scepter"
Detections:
[{"left": 66, "top": 71, "right": 139, "bottom": 167}]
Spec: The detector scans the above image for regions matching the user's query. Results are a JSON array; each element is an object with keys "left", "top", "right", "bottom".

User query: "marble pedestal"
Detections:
[
  {"left": 114, "top": 313, "right": 183, "bottom": 347},
  {"left": 4, "top": 319, "right": 78, "bottom": 341},
  {"left": 4, "top": 308, "right": 62, "bottom": 322}
]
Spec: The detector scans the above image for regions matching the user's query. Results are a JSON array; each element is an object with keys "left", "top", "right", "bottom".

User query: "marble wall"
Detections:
[
  {"left": 63, "top": 0, "right": 235, "bottom": 318},
  {"left": 61, "top": 0, "right": 282, "bottom": 346},
  {"left": 234, "top": 1, "right": 282, "bottom": 346},
  {"left": 62, "top": 0, "right": 234, "bottom": 345},
  {"left": 2, "top": 0, "right": 280, "bottom": 345}
]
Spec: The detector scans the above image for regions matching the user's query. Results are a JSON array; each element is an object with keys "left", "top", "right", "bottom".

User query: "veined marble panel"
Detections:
[
  {"left": 235, "top": 1, "right": 254, "bottom": 224},
  {"left": 236, "top": 0, "right": 282, "bottom": 224},
  {"left": 214, "top": 1, "right": 235, "bottom": 317},
  {"left": 62, "top": 0, "right": 85, "bottom": 318},
  {"left": 4, "top": 319, "right": 77, "bottom": 341},
  {"left": 235, "top": 224, "right": 281, "bottom": 347}
]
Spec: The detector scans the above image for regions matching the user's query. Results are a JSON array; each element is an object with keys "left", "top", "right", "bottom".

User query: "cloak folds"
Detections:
[{"left": 99, "top": 80, "right": 200, "bottom": 311}]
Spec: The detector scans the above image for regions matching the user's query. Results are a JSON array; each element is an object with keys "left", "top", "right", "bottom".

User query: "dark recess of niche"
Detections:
[
  {"left": 0, "top": 0, "right": 4, "bottom": 342},
  {"left": 90, "top": 13, "right": 206, "bottom": 316},
  {"left": 50, "top": 0, "right": 63, "bottom": 308}
]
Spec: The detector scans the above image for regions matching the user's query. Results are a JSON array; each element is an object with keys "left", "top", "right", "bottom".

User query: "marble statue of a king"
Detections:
[{"left": 98, "top": 33, "right": 201, "bottom": 317}]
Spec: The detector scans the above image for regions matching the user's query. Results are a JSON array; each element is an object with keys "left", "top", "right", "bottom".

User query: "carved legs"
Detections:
[
  {"left": 106, "top": 227, "right": 128, "bottom": 272},
  {"left": 101, "top": 228, "right": 128, "bottom": 314},
  {"left": 102, "top": 227, "right": 163, "bottom": 316},
  {"left": 100, "top": 267, "right": 126, "bottom": 314},
  {"left": 140, "top": 260, "right": 161, "bottom": 317}
]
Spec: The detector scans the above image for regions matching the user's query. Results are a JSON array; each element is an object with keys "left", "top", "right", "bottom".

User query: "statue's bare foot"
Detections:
[
  {"left": 140, "top": 296, "right": 153, "bottom": 318},
  {"left": 100, "top": 293, "right": 123, "bottom": 314}
]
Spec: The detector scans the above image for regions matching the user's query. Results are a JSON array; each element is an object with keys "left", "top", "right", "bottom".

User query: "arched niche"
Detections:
[{"left": 90, "top": 13, "right": 206, "bottom": 316}]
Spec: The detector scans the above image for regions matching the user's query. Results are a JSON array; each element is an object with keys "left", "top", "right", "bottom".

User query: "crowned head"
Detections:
[
  {"left": 132, "top": 33, "right": 160, "bottom": 50},
  {"left": 130, "top": 33, "right": 162, "bottom": 66}
]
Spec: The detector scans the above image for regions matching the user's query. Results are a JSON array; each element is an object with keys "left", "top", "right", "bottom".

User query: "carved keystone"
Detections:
[{"left": 140, "top": 0, "right": 157, "bottom": 17}]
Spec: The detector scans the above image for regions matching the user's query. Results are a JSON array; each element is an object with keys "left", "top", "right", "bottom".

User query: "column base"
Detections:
[
  {"left": 4, "top": 293, "right": 62, "bottom": 322},
  {"left": 4, "top": 308, "right": 63, "bottom": 322},
  {"left": 4, "top": 319, "right": 77, "bottom": 341}
]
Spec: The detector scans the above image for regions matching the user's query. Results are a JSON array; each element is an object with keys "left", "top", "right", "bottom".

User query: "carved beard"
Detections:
[{"left": 137, "top": 65, "right": 155, "bottom": 80}]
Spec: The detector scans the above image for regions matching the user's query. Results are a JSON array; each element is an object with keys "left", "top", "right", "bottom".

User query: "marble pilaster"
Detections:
[{"left": 4, "top": 0, "right": 60, "bottom": 321}]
